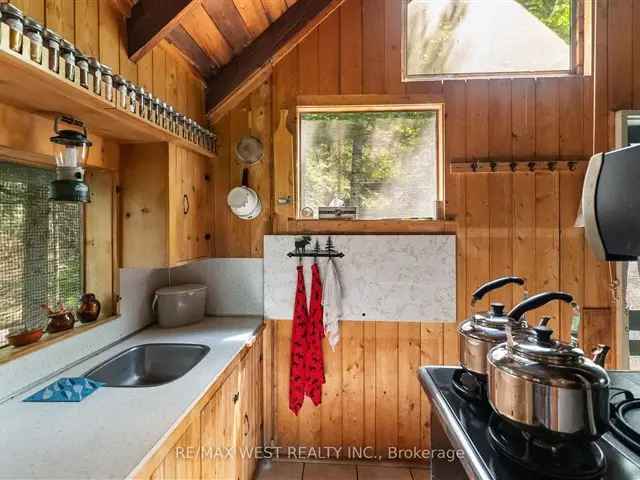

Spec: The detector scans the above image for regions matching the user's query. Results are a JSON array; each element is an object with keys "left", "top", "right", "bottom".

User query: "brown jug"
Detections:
[{"left": 78, "top": 293, "right": 101, "bottom": 323}]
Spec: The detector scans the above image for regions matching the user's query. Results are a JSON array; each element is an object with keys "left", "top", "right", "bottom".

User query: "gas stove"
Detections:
[{"left": 418, "top": 366, "right": 640, "bottom": 480}]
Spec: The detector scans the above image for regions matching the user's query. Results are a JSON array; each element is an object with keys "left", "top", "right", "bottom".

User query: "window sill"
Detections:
[
  {"left": 0, "top": 314, "right": 121, "bottom": 367},
  {"left": 282, "top": 218, "right": 457, "bottom": 234}
]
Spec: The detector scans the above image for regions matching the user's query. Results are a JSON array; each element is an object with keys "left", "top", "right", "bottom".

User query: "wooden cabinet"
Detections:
[
  {"left": 138, "top": 329, "right": 264, "bottom": 480},
  {"left": 200, "top": 334, "right": 263, "bottom": 480},
  {"left": 120, "top": 143, "right": 213, "bottom": 268}
]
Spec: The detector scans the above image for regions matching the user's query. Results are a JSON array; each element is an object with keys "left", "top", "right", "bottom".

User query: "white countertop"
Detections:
[{"left": 0, "top": 316, "right": 264, "bottom": 480}]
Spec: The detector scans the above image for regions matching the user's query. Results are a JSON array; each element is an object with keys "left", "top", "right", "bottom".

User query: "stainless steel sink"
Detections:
[{"left": 84, "top": 343, "right": 210, "bottom": 387}]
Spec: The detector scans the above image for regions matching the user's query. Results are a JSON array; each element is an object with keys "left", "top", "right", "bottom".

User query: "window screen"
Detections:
[
  {"left": 298, "top": 108, "right": 440, "bottom": 220},
  {"left": 404, "top": 0, "right": 573, "bottom": 78},
  {"left": 0, "top": 161, "right": 83, "bottom": 347}
]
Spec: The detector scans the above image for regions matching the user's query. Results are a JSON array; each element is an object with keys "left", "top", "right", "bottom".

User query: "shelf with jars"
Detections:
[{"left": 0, "top": 11, "right": 216, "bottom": 158}]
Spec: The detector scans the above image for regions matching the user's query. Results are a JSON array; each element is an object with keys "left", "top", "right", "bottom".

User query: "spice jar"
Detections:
[
  {"left": 127, "top": 82, "right": 137, "bottom": 113},
  {"left": 175, "top": 114, "right": 185, "bottom": 138},
  {"left": 158, "top": 101, "right": 167, "bottom": 129},
  {"left": 185, "top": 118, "right": 193, "bottom": 142},
  {"left": 0, "top": 3, "right": 24, "bottom": 54},
  {"left": 114, "top": 75, "right": 127, "bottom": 108},
  {"left": 60, "top": 40, "right": 76, "bottom": 81},
  {"left": 135, "top": 85, "right": 147, "bottom": 118},
  {"left": 43, "top": 28, "right": 61, "bottom": 73},
  {"left": 144, "top": 91, "right": 153, "bottom": 121},
  {"left": 23, "top": 16, "right": 43, "bottom": 64},
  {"left": 87, "top": 57, "right": 102, "bottom": 95},
  {"left": 101, "top": 65, "right": 113, "bottom": 102},
  {"left": 75, "top": 50, "right": 89, "bottom": 88},
  {"left": 166, "top": 105, "right": 175, "bottom": 133},
  {"left": 151, "top": 97, "right": 161, "bottom": 125}
]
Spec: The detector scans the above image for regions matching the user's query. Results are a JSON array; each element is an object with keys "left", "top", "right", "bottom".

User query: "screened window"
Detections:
[
  {"left": 0, "top": 162, "right": 83, "bottom": 347},
  {"left": 404, "top": 0, "right": 574, "bottom": 78},
  {"left": 298, "top": 107, "right": 441, "bottom": 220}
]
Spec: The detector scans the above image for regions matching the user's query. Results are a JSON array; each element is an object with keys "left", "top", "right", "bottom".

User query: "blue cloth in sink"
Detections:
[{"left": 23, "top": 377, "right": 105, "bottom": 402}]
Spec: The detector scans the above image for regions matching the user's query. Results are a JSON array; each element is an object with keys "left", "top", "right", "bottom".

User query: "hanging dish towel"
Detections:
[
  {"left": 306, "top": 262, "right": 326, "bottom": 406},
  {"left": 289, "top": 265, "right": 309, "bottom": 415},
  {"left": 322, "top": 258, "right": 343, "bottom": 351}
]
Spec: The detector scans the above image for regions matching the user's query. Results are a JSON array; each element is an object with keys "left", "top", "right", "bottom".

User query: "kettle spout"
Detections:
[{"left": 591, "top": 344, "right": 610, "bottom": 367}]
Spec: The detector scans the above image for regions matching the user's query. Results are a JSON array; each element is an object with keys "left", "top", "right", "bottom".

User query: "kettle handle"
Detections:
[
  {"left": 151, "top": 294, "right": 158, "bottom": 314},
  {"left": 471, "top": 276, "right": 525, "bottom": 305},
  {"left": 507, "top": 291, "right": 574, "bottom": 321}
]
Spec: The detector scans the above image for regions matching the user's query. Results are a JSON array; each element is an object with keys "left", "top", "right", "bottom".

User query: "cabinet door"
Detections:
[
  {"left": 201, "top": 366, "right": 240, "bottom": 480},
  {"left": 149, "top": 420, "right": 201, "bottom": 480},
  {"left": 236, "top": 336, "right": 263, "bottom": 480},
  {"left": 170, "top": 146, "right": 190, "bottom": 264}
]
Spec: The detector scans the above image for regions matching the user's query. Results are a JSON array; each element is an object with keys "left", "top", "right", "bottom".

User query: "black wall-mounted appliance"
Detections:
[{"left": 583, "top": 144, "right": 640, "bottom": 261}]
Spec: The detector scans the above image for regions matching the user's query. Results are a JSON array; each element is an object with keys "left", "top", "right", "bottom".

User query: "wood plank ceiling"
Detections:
[{"left": 168, "top": 0, "right": 298, "bottom": 78}]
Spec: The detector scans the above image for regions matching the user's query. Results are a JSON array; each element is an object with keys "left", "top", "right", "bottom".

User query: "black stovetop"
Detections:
[{"left": 418, "top": 367, "right": 640, "bottom": 480}]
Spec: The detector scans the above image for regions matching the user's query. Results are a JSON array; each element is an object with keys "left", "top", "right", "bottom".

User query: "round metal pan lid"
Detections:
[{"left": 155, "top": 284, "right": 207, "bottom": 296}]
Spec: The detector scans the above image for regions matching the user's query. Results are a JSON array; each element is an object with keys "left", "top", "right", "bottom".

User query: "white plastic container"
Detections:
[{"left": 152, "top": 284, "right": 207, "bottom": 328}]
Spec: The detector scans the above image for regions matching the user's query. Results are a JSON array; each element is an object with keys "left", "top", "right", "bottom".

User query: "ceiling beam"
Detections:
[
  {"left": 127, "top": 0, "right": 200, "bottom": 62},
  {"left": 167, "top": 26, "right": 218, "bottom": 79},
  {"left": 206, "top": 0, "right": 346, "bottom": 121}
]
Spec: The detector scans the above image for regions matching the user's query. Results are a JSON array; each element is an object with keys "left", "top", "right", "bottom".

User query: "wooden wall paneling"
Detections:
[
  {"left": 361, "top": 0, "right": 385, "bottom": 94},
  {"left": 152, "top": 47, "right": 168, "bottom": 100},
  {"left": 176, "top": 64, "right": 189, "bottom": 114},
  {"left": 606, "top": 0, "right": 633, "bottom": 111},
  {"left": 318, "top": 9, "right": 340, "bottom": 95},
  {"left": 583, "top": 308, "right": 614, "bottom": 369},
  {"left": 362, "top": 320, "right": 376, "bottom": 453},
  {"left": 99, "top": 0, "right": 121, "bottom": 74},
  {"left": 339, "top": 0, "right": 362, "bottom": 94},
  {"left": 534, "top": 78, "right": 561, "bottom": 329},
  {"left": 443, "top": 80, "right": 466, "bottom": 364},
  {"left": 341, "top": 321, "right": 364, "bottom": 449},
  {"left": 275, "top": 320, "right": 299, "bottom": 448},
  {"left": 634, "top": 1, "right": 640, "bottom": 107},
  {"left": 593, "top": 0, "right": 608, "bottom": 154},
  {"left": 559, "top": 76, "right": 586, "bottom": 341},
  {"left": 419, "top": 323, "right": 444, "bottom": 450},
  {"left": 487, "top": 79, "right": 513, "bottom": 307},
  {"left": 165, "top": 52, "right": 178, "bottom": 106},
  {"left": 119, "top": 15, "right": 138, "bottom": 82},
  {"left": 12, "top": 0, "right": 45, "bottom": 23},
  {"left": 320, "top": 320, "right": 343, "bottom": 452},
  {"left": 137, "top": 51, "right": 154, "bottom": 93},
  {"left": 213, "top": 114, "right": 232, "bottom": 257},
  {"left": 75, "top": 0, "right": 99, "bottom": 58},
  {"left": 45, "top": 0, "right": 75, "bottom": 42},
  {"left": 374, "top": 321, "right": 398, "bottom": 458},
  {"left": 465, "top": 80, "right": 490, "bottom": 311},
  {"left": 228, "top": 102, "right": 253, "bottom": 257},
  {"left": 384, "top": 0, "right": 405, "bottom": 95},
  {"left": 397, "top": 322, "right": 421, "bottom": 451},
  {"left": 263, "top": 321, "right": 275, "bottom": 445},
  {"left": 298, "top": 29, "right": 319, "bottom": 94},
  {"left": 249, "top": 81, "right": 273, "bottom": 257}
]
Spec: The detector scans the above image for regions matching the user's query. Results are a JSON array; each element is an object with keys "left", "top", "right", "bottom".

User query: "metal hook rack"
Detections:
[{"left": 287, "top": 236, "right": 345, "bottom": 259}]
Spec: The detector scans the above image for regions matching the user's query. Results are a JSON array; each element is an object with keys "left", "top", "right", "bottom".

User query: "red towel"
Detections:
[
  {"left": 289, "top": 265, "right": 308, "bottom": 415},
  {"left": 305, "top": 262, "right": 326, "bottom": 405}
]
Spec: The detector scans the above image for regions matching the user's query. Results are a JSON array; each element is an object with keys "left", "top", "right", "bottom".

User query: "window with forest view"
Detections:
[
  {"left": 404, "top": 0, "right": 573, "bottom": 78},
  {"left": 298, "top": 108, "right": 440, "bottom": 220},
  {"left": 0, "top": 162, "right": 83, "bottom": 348}
]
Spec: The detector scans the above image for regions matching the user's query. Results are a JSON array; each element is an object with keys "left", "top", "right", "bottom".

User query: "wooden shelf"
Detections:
[{"left": 0, "top": 23, "right": 215, "bottom": 158}]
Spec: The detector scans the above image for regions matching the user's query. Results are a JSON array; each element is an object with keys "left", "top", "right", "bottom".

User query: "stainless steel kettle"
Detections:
[
  {"left": 487, "top": 291, "right": 611, "bottom": 442},
  {"left": 458, "top": 276, "right": 527, "bottom": 378}
]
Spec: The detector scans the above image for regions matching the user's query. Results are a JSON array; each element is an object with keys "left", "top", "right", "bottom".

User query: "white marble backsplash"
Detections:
[
  {"left": 264, "top": 235, "right": 456, "bottom": 322},
  {"left": 171, "top": 259, "right": 264, "bottom": 316}
]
